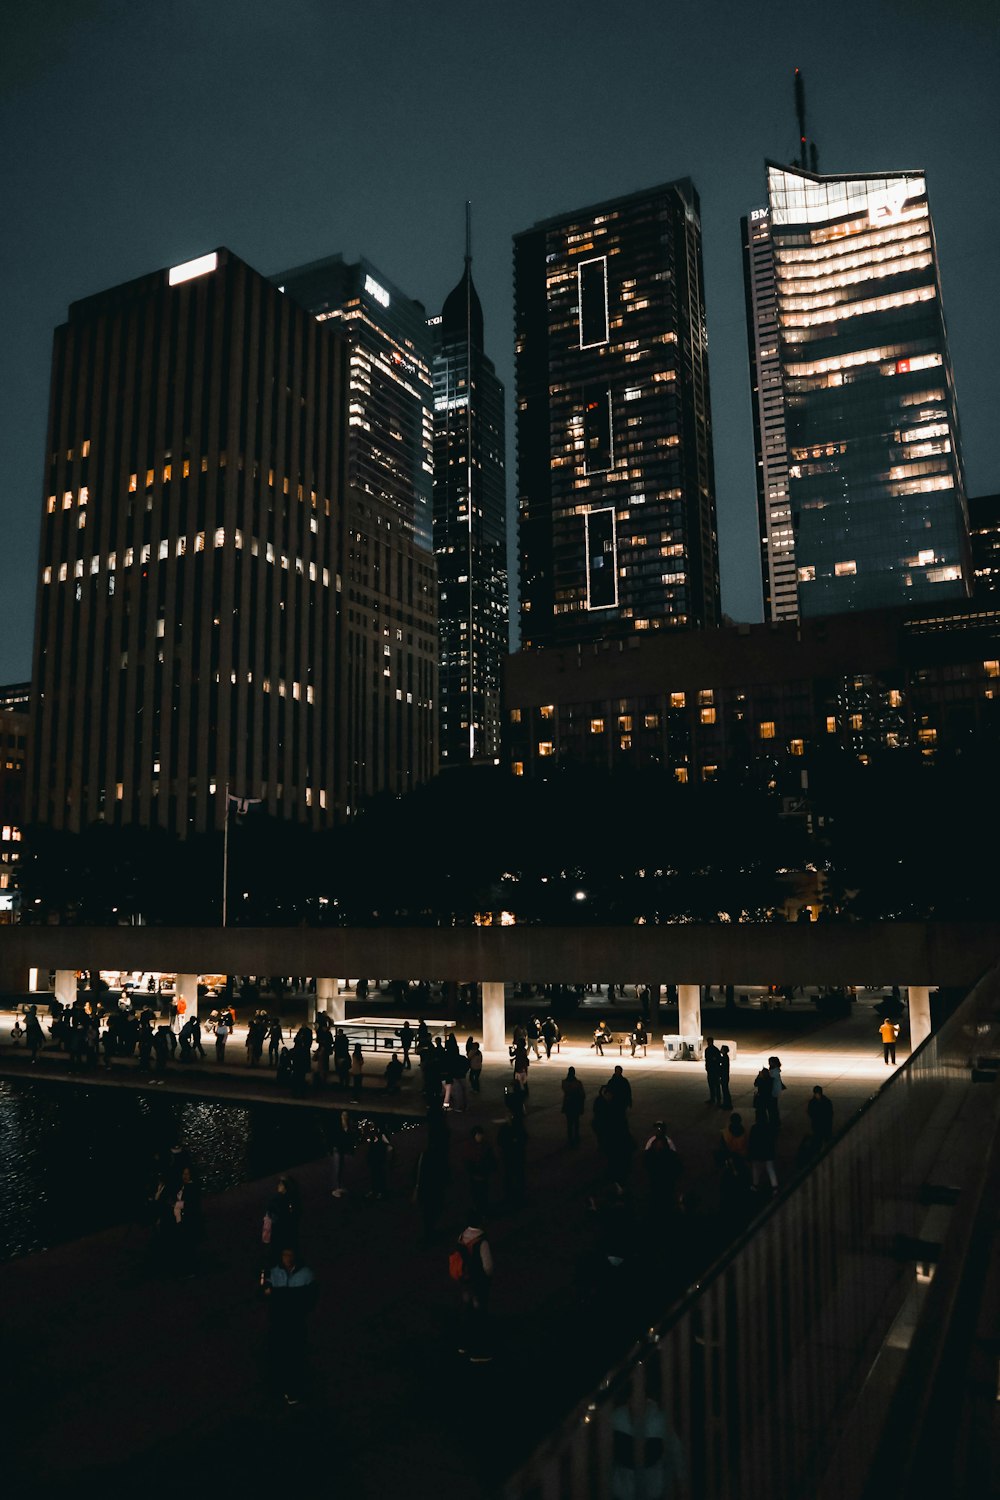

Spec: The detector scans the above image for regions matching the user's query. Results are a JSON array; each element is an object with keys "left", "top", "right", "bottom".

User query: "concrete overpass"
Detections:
[{"left": 3, "top": 920, "right": 999, "bottom": 1051}]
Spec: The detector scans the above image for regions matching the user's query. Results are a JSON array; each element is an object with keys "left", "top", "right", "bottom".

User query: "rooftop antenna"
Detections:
[
  {"left": 793, "top": 68, "right": 820, "bottom": 174},
  {"left": 465, "top": 200, "right": 472, "bottom": 269}
]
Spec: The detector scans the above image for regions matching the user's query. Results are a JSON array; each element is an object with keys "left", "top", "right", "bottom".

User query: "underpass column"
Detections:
[
  {"left": 175, "top": 973, "right": 199, "bottom": 1022},
  {"left": 678, "top": 983, "right": 702, "bottom": 1040},
  {"left": 317, "top": 977, "right": 344, "bottom": 1024},
  {"left": 908, "top": 985, "right": 932, "bottom": 1050},
  {"left": 481, "top": 982, "right": 506, "bottom": 1054},
  {"left": 54, "top": 969, "right": 76, "bottom": 1009}
]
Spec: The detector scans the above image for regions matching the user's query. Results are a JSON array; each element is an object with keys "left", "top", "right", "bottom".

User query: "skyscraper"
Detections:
[
  {"left": 742, "top": 205, "right": 799, "bottom": 621},
  {"left": 760, "top": 162, "right": 971, "bottom": 617},
  {"left": 430, "top": 212, "right": 507, "bottom": 764},
  {"left": 273, "top": 253, "right": 438, "bottom": 805},
  {"left": 514, "top": 179, "right": 720, "bottom": 650},
  {"left": 273, "top": 255, "right": 434, "bottom": 551},
  {"left": 29, "top": 249, "right": 350, "bottom": 836},
  {"left": 968, "top": 493, "right": 1000, "bottom": 598}
]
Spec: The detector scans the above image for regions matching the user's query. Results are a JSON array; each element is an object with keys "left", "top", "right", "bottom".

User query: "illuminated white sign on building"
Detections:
[
  {"left": 750, "top": 207, "right": 769, "bottom": 223},
  {"left": 364, "top": 274, "right": 390, "bottom": 308},
  {"left": 868, "top": 183, "right": 909, "bottom": 227},
  {"left": 168, "top": 252, "right": 219, "bottom": 286}
]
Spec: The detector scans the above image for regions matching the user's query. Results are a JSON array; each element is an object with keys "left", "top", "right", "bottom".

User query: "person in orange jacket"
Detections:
[{"left": 879, "top": 1017, "right": 900, "bottom": 1065}]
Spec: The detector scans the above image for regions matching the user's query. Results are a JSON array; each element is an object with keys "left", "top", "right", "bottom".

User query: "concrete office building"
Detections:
[
  {"left": 514, "top": 179, "right": 720, "bottom": 650},
  {"left": 761, "top": 162, "right": 972, "bottom": 618},
  {"left": 430, "top": 216, "right": 508, "bottom": 765},
  {"left": 505, "top": 599, "right": 1000, "bottom": 782},
  {"left": 0, "top": 684, "right": 28, "bottom": 912},
  {"left": 28, "top": 247, "right": 435, "bottom": 839}
]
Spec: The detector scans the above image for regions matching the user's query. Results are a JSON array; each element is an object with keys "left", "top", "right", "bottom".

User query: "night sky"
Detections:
[{"left": 1, "top": 0, "right": 997, "bottom": 683}]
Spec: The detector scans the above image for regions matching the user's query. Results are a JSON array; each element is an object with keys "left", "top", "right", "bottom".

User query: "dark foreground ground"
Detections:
[{"left": 0, "top": 1003, "right": 902, "bottom": 1498}]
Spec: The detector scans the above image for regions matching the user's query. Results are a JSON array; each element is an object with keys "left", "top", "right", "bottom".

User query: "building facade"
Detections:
[
  {"left": 969, "top": 493, "right": 1000, "bottom": 598},
  {"left": 273, "top": 254, "right": 434, "bottom": 552},
  {"left": 514, "top": 179, "right": 720, "bottom": 651},
  {"left": 430, "top": 234, "right": 507, "bottom": 764},
  {"left": 0, "top": 685, "right": 28, "bottom": 914},
  {"left": 274, "top": 254, "right": 438, "bottom": 802},
  {"left": 764, "top": 163, "right": 971, "bottom": 617},
  {"left": 29, "top": 250, "right": 350, "bottom": 836},
  {"left": 742, "top": 206, "right": 798, "bottom": 621},
  {"left": 505, "top": 600, "right": 1000, "bottom": 782}
]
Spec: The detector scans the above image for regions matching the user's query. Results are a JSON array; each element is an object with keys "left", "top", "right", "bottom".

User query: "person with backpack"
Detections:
[{"left": 449, "top": 1223, "right": 494, "bottom": 1361}]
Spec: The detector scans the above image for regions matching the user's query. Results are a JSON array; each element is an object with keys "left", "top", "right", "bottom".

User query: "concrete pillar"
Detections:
[
  {"left": 317, "top": 978, "right": 344, "bottom": 1024},
  {"left": 481, "top": 981, "right": 506, "bottom": 1054},
  {"left": 908, "top": 986, "right": 932, "bottom": 1051},
  {"left": 175, "top": 974, "right": 200, "bottom": 1022},
  {"left": 678, "top": 983, "right": 702, "bottom": 1039},
  {"left": 55, "top": 969, "right": 77, "bottom": 1008}
]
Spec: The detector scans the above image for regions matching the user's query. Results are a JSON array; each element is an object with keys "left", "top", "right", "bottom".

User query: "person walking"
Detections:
[
  {"left": 541, "top": 1016, "right": 559, "bottom": 1059},
  {"left": 452, "top": 1223, "right": 494, "bottom": 1361},
  {"left": 25, "top": 1007, "right": 45, "bottom": 1064},
  {"left": 267, "top": 1016, "right": 283, "bottom": 1067},
  {"left": 262, "top": 1247, "right": 318, "bottom": 1405},
  {"left": 511, "top": 1038, "right": 530, "bottom": 1096},
  {"left": 807, "top": 1086, "right": 834, "bottom": 1145},
  {"left": 605, "top": 1064, "right": 632, "bottom": 1114},
  {"left": 748, "top": 1118, "right": 778, "bottom": 1194},
  {"left": 171, "top": 1165, "right": 205, "bottom": 1272},
  {"left": 561, "top": 1066, "right": 586, "bottom": 1147},
  {"left": 467, "top": 1041, "right": 483, "bottom": 1094},
  {"left": 766, "top": 1056, "right": 785, "bottom": 1129},
  {"left": 753, "top": 1065, "right": 771, "bottom": 1126},
  {"left": 704, "top": 1037, "right": 723, "bottom": 1106},
  {"left": 213, "top": 1014, "right": 231, "bottom": 1064},
  {"left": 879, "top": 1017, "right": 900, "bottom": 1065},
  {"left": 719, "top": 1045, "right": 733, "bottom": 1109}
]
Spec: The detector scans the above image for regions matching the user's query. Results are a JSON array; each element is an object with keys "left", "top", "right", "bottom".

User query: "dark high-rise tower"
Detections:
[
  {"left": 514, "top": 179, "right": 720, "bottom": 649},
  {"left": 29, "top": 249, "right": 350, "bottom": 835},
  {"left": 758, "top": 162, "right": 971, "bottom": 617},
  {"left": 430, "top": 208, "right": 508, "bottom": 765}
]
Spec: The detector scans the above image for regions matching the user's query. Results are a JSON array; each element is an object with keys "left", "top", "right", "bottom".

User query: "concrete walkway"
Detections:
[{"left": 0, "top": 999, "right": 909, "bottom": 1498}]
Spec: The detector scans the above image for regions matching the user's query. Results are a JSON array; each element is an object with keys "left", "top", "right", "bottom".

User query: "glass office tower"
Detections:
[
  {"left": 767, "top": 163, "right": 971, "bottom": 616},
  {"left": 515, "top": 179, "right": 720, "bottom": 649},
  {"left": 742, "top": 206, "right": 799, "bottom": 621},
  {"left": 430, "top": 236, "right": 508, "bottom": 765}
]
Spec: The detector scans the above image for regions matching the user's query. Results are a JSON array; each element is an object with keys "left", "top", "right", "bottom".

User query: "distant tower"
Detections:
[{"left": 430, "top": 205, "right": 508, "bottom": 764}]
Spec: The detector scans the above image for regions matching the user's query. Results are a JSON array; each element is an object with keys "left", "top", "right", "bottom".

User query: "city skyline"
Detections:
[{"left": 1, "top": 1, "right": 998, "bottom": 683}]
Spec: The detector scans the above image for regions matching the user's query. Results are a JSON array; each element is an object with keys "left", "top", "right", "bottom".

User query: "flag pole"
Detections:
[{"left": 222, "top": 782, "right": 230, "bottom": 928}]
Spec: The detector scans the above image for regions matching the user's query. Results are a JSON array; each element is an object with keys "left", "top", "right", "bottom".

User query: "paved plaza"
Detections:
[{"left": 0, "top": 994, "right": 910, "bottom": 1498}]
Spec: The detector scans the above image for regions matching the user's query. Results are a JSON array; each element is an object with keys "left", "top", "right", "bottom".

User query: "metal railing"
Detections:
[{"left": 505, "top": 963, "right": 1000, "bottom": 1500}]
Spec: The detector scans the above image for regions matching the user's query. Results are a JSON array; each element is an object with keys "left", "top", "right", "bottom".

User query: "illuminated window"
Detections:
[
  {"left": 539, "top": 705, "right": 554, "bottom": 720},
  {"left": 619, "top": 735, "right": 632, "bottom": 751},
  {"left": 850, "top": 713, "right": 863, "bottom": 731},
  {"left": 835, "top": 560, "right": 857, "bottom": 577},
  {"left": 618, "top": 715, "right": 632, "bottom": 732},
  {"left": 826, "top": 716, "right": 837, "bottom": 733},
  {"left": 46, "top": 496, "right": 56, "bottom": 514},
  {"left": 674, "top": 767, "right": 688, "bottom": 784},
  {"left": 790, "top": 739, "right": 804, "bottom": 756},
  {"left": 986, "top": 661, "right": 1000, "bottom": 679},
  {"left": 158, "top": 539, "right": 168, "bottom": 560},
  {"left": 538, "top": 742, "right": 554, "bottom": 757},
  {"left": 509, "top": 708, "right": 522, "bottom": 723},
  {"left": 145, "top": 469, "right": 155, "bottom": 489},
  {"left": 698, "top": 690, "right": 714, "bottom": 705},
  {"left": 670, "top": 692, "right": 686, "bottom": 709},
  {"left": 512, "top": 762, "right": 524, "bottom": 777},
  {"left": 918, "top": 728, "right": 937, "bottom": 745},
  {"left": 701, "top": 765, "right": 717, "bottom": 782},
  {"left": 798, "top": 565, "right": 815, "bottom": 582},
  {"left": 128, "top": 474, "right": 137, "bottom": 493},
  {"left": 760, "top": 721, "right": 776, "bottom": 740},
  {"left": 644, "top": 714, "right": 659, "bottom": 730},
  {"left": 590, "top": 718, "right": 605, "bottom": 734},
  {"left": 700, "top": 707, "right": 716, "bottom": 725},
  {"left": 888, "top": 689, "right": 903, "bottom": 707}
]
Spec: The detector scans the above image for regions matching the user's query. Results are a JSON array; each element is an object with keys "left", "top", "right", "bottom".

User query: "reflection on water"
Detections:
[{"left": 0, "top": 1078, "right": 375, "bottom": 1262}]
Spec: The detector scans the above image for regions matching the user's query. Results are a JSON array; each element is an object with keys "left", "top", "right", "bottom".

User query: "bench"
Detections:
[{"left": 591, "top": 1033, "right": 648, "bottom": 1058}]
